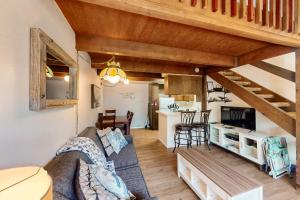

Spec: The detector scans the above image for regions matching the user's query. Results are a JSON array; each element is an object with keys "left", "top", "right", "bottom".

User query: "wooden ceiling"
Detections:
[{"left": 55, "top": 0, "right": 293, "bottom": 76}]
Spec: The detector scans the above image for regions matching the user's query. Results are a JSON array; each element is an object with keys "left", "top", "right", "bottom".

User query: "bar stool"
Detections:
[
  {"left": 192, "top": 110, "right": 211, "bottom": 149},
  {"left": 173, "top": 110, "right": 196, "bottom": 152}
]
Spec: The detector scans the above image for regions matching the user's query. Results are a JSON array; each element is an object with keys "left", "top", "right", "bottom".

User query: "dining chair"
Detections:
[
  {"left": 192, "top": 110, "right": 211, "bottom": 149},
  {"left": 173, "top": 110, "right": 196, "bottom": 152},
  {"left": 128, "top": 111, "right": 134, "bottom": 128},
  {"left": 96, "top": 113, "right": 116, "bottom": 130},
  {"left": 117, "top": 110, "right": 134, "bottom": 134},
  {"left": 105, "top": 109, "right": 116, "bottom": 116}
]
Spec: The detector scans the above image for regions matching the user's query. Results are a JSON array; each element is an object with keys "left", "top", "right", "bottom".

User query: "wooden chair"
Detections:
[
  {"left": 127, "top": 111, "right": 134, "bottom": 128},
  {"left": 192, "top": 110, "right": 211, "bottom": 149},
  {"left": 173, "top": 110, "right": 196, "bottom": 152},
  {"left": 105, "top": 109, "right": 116, "bottom": 116},
  {"left": 117, "top": 110, "right": 134, "bottom": 134},
  {"left": 96, "top": 113, "right": 116, "bottom": 130}
]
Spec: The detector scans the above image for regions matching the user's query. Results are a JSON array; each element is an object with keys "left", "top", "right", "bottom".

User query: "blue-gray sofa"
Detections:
[{"left": 45, "top": 127, "right": 157, "bottom": 200}]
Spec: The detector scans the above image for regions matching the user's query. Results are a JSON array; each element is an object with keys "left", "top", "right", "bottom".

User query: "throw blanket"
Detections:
[{"left": 57, "top": 137, "right": 107, "bottom": 167}]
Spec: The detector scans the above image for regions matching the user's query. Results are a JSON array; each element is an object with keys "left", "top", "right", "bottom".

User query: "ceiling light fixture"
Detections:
[
  {"left": 64, "top": 75, "right": 70, "bottom": 82},
  {"left": 99, "top": 57, "right": 128, "bottom": 86},
  {"left": 46, "top": 66, "right": 54, "bottom": 78}
]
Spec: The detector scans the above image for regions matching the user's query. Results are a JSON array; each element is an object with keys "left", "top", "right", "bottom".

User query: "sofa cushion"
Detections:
[
  {"left": 91, "top": 164, "right": 135, "bottom": 200},
  {"left": 107, "top": 128, "right": 128, "bottom": 154},
  {"left": 46, "top": 151, "right": 93, "bottom": 200},
  {"left": 107, "top": 143, "right": 138, "bottom": 170},
  {"left": 116, "top": 166, "right": 151, "bottom": 200},
  {"left": 75, "top": 159, "right": 118, "bottom": 200},
  {"left": 97, "top": 128, "right": 114, "bottom": 156},
  {"left": 79, "top": 127, "right": 105, "bottom": 154}
]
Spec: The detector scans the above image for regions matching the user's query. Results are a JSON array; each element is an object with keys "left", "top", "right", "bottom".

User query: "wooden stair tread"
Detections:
[
  {"left": 244, "top": 87, "right": 262, "bottom": 92},
  {"left": 257, "top": 94, "right": 274, "bottom": 99},
  {"left": 219, "top": 71, "right": 234, "bottom": 76},
  {"left": 225, "top": 76, "right": 242, "bottom": 80},
  {"left": 234, "top": 81, "right": 251, "bottom": 86},
  {"left": 287, "top": 112, "right": 296, "bottom": 119},
  {"left": 271, "top": 102, "right": 291, "bottom": 108}
]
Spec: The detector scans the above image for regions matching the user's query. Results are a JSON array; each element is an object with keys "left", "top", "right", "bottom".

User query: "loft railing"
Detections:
[{"left": 180, "top": 0, "right": 299, "bottom": 34}]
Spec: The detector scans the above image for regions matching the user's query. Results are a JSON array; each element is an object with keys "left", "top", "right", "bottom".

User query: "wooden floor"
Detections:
[{"left": 131, "top": 129, "right": 300, "bottom": 200}]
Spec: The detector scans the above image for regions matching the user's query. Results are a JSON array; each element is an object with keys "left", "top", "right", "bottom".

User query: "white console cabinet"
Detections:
[{"left": 210, "top": 124, "right": 267, "bottom": 166}]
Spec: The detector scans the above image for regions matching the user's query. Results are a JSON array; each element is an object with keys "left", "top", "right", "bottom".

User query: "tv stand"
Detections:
[{"left": 210, "top": 124, "right": 267, "bottom": 167}]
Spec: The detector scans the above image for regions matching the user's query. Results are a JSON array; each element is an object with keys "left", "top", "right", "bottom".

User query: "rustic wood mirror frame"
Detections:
[{"left": 30, "top": 28, "right": 78, "bottom": 111}]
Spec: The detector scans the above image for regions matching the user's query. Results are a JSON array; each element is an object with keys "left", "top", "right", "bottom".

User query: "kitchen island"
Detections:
[{"left": 157, "top": 110, "right": 201, "bottom": 148}]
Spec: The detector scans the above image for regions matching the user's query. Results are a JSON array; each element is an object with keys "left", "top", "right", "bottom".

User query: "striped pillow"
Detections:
[{"left": 97, "top": 128, "right": 114, "bottom": 156}]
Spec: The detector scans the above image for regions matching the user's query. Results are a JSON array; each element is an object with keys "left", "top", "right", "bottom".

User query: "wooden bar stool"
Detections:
[
  {"left": 173, "top": 110, "right": 196, "bottom": 152},
  {"left": 192, "top": 110, "right": 211, "bottom": 149}
]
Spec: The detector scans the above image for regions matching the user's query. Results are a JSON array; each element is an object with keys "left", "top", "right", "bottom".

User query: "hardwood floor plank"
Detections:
[{"left": 131, "top": 129, "right": 300, "bottom": 200}]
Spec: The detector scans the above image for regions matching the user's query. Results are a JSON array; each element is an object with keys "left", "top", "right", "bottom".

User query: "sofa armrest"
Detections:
[
  {"left": 143, "top": 197, "right": 159, "bottom": 200},
  {"left": 124, "top": 135, "right": 133, "bottom": 144}
]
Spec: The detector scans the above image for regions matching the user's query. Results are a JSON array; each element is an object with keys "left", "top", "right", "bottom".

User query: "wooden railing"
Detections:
[{"left": 181, "top": 0, "right": 299, "bottom": 34}]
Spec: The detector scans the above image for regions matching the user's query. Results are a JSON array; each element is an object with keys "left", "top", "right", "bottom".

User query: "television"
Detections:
[{"left": 221, "top": 106, "right": 256, "bottom": 131}]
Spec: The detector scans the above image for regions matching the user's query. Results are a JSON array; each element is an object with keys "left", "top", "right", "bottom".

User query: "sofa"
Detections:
[{"left": 45, "top": 127, "right": 157, "bottom": 200}]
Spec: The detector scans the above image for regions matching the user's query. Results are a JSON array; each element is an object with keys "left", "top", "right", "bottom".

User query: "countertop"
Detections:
[{"left": 156, "top": 109, "right": 200, "bottom": 116}]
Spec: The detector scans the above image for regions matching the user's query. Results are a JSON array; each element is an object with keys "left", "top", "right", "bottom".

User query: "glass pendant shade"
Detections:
[
  {"left": 99, "top": 58, "right": 127, "bottom": 85},
  {"left": 46, "top": 66, "right": 54, "bottom": 78}
]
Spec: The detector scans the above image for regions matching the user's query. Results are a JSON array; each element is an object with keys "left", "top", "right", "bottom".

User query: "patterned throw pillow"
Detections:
[
  {"left": 97, "top": 128, "right": 114, "bottom": 156},
  {"left": 75, "top": 159, "right": 118, "bottom": 200},
  {"left": 57, "top": 137, "right": 106, "bottom": 166},
  {"left": 91, "top": 165, "right": 135, "bottom": 200},
  {"left": 107, "top": 128, "right": 128, "bottom": 154}
]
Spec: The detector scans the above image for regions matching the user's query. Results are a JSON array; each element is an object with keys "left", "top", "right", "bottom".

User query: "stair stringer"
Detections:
[{"left": 210, "top": 72, "right": 296, "bottom": 136}]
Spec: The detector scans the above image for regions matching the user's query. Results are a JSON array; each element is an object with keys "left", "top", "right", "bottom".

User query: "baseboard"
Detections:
[{"left": 131, "top": 126, "right": 146, "bottom": 129}]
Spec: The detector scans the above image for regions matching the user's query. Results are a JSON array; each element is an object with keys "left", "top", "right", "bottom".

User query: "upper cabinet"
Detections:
[
  {"left": 30, "top": 28, "right": 78, "bottom": 111},
  {"left": 164, "top": 74, "right": 202, "bottom": 101}
]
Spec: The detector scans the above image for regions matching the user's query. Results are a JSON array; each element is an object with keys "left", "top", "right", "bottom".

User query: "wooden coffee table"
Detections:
[{"left": 177, "top": 149, "right": 263, "bottom": 200}]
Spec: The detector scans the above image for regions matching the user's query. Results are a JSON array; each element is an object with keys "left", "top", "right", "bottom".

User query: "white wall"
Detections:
[
  {"left": 103, "top": 82, "right": 149, "bottom": 128},
  {"left": 0, "top": 0, "right": 101, "bottom": 169},
  {"left": 77, "top": 52, "right": 103, "bottom": 133},
  {"left": 208, "top": 52, "right": 296, "bottom": 164}
]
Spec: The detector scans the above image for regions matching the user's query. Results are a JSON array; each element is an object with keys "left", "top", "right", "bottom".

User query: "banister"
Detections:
[{"left": 183, "top": 0, "right": 298, "bottom": 35}]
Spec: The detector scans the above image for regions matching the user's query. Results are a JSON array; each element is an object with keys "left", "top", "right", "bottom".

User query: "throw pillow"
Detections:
[
  {"left": 107, "top": 128, "right": 128, "bottom": 154},
  {"left": 75, "top": 159, "right": 118, "bottom": 200},
  {"left": 57, "top": 137, "right": 106, "bottom": 167},
  {"left": 90, "top": 165, "right": 135, "bottom": 200},
  {"left": 97, "top": 128, "right": 115, "bottom": 156}
]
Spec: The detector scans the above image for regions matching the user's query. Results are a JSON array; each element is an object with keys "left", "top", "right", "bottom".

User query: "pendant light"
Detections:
[{"left": 99, "top": 57, "right": 129, "bottom": 85}]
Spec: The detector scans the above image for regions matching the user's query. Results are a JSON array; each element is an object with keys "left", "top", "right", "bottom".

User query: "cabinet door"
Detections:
[{"left": 164, "top": 75, "right": 202, "bottom": 101}]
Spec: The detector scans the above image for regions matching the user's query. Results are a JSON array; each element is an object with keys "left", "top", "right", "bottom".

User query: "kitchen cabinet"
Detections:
[{"left": 164, "top": 75, "right": 202, "bottom": 101}]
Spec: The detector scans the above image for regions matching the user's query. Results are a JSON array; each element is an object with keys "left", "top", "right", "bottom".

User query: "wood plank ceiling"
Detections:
[{"left": 55, "top": 0, "right": 291, "bottom": 77}]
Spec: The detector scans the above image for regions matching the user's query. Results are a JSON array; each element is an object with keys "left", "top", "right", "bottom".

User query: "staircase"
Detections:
[{"left": 210, "top": 70, "right": 296, "bottom": 136}]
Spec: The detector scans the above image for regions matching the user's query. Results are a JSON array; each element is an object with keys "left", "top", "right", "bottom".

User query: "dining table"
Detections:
[{"left": 102, "top": 115, "right": 130, "bottom": 135}]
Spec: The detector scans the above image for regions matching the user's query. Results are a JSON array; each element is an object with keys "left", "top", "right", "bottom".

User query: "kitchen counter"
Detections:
[
  {"left": 156, "top": 110, "right": 200, "bottom": 116},
  {"left": 157, "top": 110, "right": 201, "bottom": 148}
]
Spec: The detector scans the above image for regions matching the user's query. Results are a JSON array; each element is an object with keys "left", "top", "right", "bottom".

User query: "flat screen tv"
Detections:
[{"left": 221, "top": 106, "right": 256, "bottom": 131}]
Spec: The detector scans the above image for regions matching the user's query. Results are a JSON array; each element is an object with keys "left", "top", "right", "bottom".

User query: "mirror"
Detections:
[
  {"left": 46, "top": 52, "right": 71, "bottom": 99},
  {"left": 30, "top": 28, "right": 78, "bottom": 111}
]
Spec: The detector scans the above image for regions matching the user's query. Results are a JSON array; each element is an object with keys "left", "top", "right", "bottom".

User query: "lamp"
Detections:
[
  {"left": 99, "top": 57, "right": 128, "bottom": 85},
  {"left": 64, "top": 75, "right": 70, "bottom": 82},
  {"left": 46, "top": 66, "right": 54, "bottom": 78},
  {"left": 0, "top": 167, "right": 52, "bottom": 200}
]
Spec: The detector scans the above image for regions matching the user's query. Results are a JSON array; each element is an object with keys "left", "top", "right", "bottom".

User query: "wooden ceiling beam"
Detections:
[
  {"left": 92, "top": 59, "right": 203, "bottom": 75},
  {"left": 77, "top": 35, "right": 236, "bottom": 67},
  {"left": 96, "top": 69, "right": 163, "bottom": 79},
  {"left": 238, "top": 45, "right": 294, "bottom": 66},
  {"left": 76, "top": 0, "right": 300, "bottom": 47}
]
